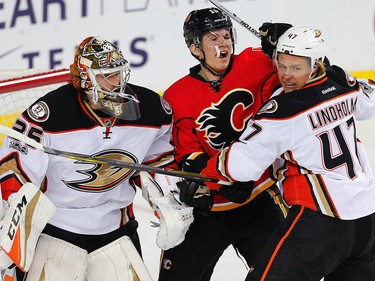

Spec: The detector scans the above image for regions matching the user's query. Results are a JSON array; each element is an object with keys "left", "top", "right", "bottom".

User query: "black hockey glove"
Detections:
[
  {"left": 259, "top": 22, "right": 293, "bottom": 59},
  {"left": 177, "top": 180, "right": 214, "bottom": 210},
  {"left": 218, "top": 181, "right": 254, "bottom": 203}
]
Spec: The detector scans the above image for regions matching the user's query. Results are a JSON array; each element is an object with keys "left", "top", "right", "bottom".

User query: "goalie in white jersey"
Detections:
[
  {"left": 199, "top": 26, "right": 375, "bottom": 280},
  {"left": 0, "top": 36, "right": 176, "bottom": 280}
]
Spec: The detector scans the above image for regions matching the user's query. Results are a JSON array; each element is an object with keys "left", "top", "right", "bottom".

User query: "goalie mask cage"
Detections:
[{"left": 0, "top": 69, "right": 71, "bottom": 144}]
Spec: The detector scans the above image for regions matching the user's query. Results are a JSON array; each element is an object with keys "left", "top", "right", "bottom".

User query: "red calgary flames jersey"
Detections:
[{"left": 164, "top": 47, "right": 281, "bottom": 210}]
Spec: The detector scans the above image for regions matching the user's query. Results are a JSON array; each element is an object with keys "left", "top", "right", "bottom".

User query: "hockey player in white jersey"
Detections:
[
  {"left": 198, "top": 26, "right": 375, "bottom": 280},
  {"left": 0, "top": 36, "right": 176, "bottom": 280}
]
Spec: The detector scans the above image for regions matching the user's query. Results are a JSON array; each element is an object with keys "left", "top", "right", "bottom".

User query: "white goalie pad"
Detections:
[
  {"left": 26, "top": 234, "right": 152, "bottom": 281},
  {"left": 0, "top": 183, "right": 56, "bottom": 272},
  {"left": 140, "top": 172, "right": 194, "bottom": 250},
  {"left": 26, "top": 234, "right": 87, "bottom": 281},
  {"left": 87, "top": 235, "right": 152, "bottom": 281}
]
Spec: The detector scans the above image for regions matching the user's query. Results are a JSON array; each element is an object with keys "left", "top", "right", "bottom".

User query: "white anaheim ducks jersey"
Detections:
[
  {"left": 0, "top": 83, "right": 175, "bottom": 235},
  {"left": 206, "top": 65, "right": 375, "bottom": 220}
]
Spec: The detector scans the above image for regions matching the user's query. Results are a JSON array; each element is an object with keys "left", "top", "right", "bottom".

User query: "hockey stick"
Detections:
[
  {"left": 0, "top": 125, "right": 231, "bottom": 185},
  {"left": 209, "top": 0, "right": 261, "bottom": 39}
]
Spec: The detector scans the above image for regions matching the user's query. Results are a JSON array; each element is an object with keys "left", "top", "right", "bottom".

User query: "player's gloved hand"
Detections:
[
  {"left": 259, "top": 22, "right": 293, "bottom": 59},
  {"left": 177, "top": 180, "right": 214, "bottom": 210},
  {"left": 218, "top": 181, "right": 254, "bottom": 203}
]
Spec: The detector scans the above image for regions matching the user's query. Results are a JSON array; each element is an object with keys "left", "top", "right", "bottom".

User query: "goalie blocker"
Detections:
[{"left": 0, "top": 182, "right": 56, "bottom": 272}]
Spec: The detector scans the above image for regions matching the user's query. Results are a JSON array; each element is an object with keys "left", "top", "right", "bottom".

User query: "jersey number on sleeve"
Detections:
[{"left": 13, "top": 119, "right": 43, "bottom": 144}]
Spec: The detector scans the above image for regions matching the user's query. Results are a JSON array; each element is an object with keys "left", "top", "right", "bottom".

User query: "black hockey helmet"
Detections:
[{"left": 183, "top": 7, "right": 234, "bottom": 47}]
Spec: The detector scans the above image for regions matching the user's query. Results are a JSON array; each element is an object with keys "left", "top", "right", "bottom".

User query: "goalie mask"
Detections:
[{"left": 70, "top": 36, "right": 140, "bottom": 120}]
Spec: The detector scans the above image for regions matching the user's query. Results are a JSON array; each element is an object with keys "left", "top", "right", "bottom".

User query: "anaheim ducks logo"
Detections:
[
  {"left": 257, "top": 99, "right": 278, "bottom": 115},
  {"left": 196, "top": 89, "right": 254, "bottom": 150},
  {"left": 63, "top": 149, "right": 138, "bottom": 192}
]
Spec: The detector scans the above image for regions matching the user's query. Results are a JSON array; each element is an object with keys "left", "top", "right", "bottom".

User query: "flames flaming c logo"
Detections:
[{"left": 196, "top": 89, "right": 254, "bottom": 150}]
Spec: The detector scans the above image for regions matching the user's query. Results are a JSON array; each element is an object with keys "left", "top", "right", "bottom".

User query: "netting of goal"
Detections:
[{"left": 0, "top": 69, "right": 71, "bottom": 145}]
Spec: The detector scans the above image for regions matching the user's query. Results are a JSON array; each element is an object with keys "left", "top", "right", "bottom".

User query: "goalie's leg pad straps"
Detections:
[
  {"left": 86, "top": 235, "right": 152, "bottom": 281},
  {"left": 25, "top": 234, "right": 87, "bottom": 281},
  {"left": 0, "top": 183, "right": 56, "bottom": 271}
]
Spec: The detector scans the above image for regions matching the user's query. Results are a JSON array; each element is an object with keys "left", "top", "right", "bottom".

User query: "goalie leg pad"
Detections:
[
  {"left": 0, "top": 183, "right": 56, "bottom": 271},
  {"left": 86, "top": 235, "right": 152, "bottom": 281},
  {"left": 0, "top": 249, "right": 12, "bottom": 270},
  {"left": 25, "top": 234, "right": 87, "bottom": 281}
]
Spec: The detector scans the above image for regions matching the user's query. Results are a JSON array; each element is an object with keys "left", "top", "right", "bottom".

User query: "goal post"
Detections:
[{"left": 0, "top": 69, "right": 71, "bottom": 144}]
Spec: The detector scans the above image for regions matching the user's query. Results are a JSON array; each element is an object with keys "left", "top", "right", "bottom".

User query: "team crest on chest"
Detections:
[
  {"left": 63, "top": 149, "right": 138, "bottom": 192},
  {"left": 196, "top": 89, "right": 254, "bottom": 150}
]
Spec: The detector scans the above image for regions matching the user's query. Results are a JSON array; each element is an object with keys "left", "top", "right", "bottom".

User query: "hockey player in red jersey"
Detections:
[
  {"left": 201, "top": 25, "right": 375, "bottom": 280},
  {"left": 160, "top": 8, "right": 289, "bottom": 281},
  {"left": 0, "top": 36, "right": 175, "bottom": 280}
]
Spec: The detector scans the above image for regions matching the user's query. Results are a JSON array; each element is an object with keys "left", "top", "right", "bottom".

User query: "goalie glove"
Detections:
[{"left": 140, "top": 172, "right": 194, "bottom": 250}]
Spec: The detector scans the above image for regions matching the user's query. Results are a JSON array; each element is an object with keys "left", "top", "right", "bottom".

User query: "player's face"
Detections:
[
  {"left": 87, "top": 72, "right": 122, "bottom": 110},
  {"left": 96, "top": 72, "right": 121, "bottom": 92},
  {"left": 201, "top": 28, "right": 233, "bottom": 75},
  {"left": 276, "top": 53, "right": 312, "bottom": 93}
]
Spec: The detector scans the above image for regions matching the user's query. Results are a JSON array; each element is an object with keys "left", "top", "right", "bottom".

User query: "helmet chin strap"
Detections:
[
  {"left": 200, "top": 61, "right": 224, "bottom": 78},
  {"left": 198, "top": 47, "right": 231, "bottom": 93}
]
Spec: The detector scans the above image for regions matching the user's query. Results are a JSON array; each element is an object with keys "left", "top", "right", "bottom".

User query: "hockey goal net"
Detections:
[{"left": 0, "top": 69, "right": 71, "bottom": 144}]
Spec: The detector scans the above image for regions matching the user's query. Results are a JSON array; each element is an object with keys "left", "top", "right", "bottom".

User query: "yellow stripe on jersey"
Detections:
[
  {"left": 211, "top": 178, "right": 277, "bottom": 212},
  {"left": 307, "top": 173, "right": 338, "bottom": 218},
  {"left": 266, "top": 186, "right": 289, "bottom": 218},
  {"left": 187, "top": 152, "right": 205, "bottom": 160}
]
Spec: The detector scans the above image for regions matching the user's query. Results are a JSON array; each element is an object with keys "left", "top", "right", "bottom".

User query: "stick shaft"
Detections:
[
  {"left": 0, "top": 125, "right": 230, "bottom": 185},
  {"left": 209, "top": 0, "right": 261, "bottom": 39}
]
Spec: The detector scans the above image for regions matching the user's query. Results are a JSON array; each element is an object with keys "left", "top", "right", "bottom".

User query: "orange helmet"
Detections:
[{"left": 70, "top": 36, "right": 140, "bottom": 120}]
